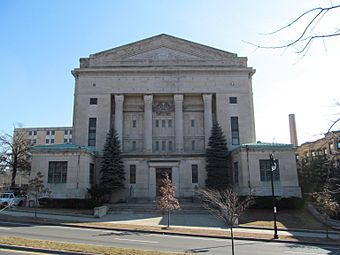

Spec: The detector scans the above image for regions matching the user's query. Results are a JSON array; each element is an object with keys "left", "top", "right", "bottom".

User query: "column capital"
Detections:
[
  {"left": 115, "top": 94, "right": 124, "bottom": 103},
  {"left": 144, "top": 94, "right": 153, "bottom": 103},
  {"left": 174, "top": 94, "right": 183, "bottom": 102},
  {"left": 202, "top": 94, "right": 212, "bottom": 102}
]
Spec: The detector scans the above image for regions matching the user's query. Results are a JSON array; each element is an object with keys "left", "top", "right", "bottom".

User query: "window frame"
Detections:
[
  {"left": 231, "top": 116, "right": 240, "bottom": 145},
  {"left": 259, "top": 159, "right": 280, "bottom": 182},
  {"left": 192, "top": 164, "right": 198, "bottom": 184},
  {"left": 130, "top": 165, "right": 136, "bottom": 184},
  {"left": 229, "top": 97, "right": 238, "bottom": 104},
  {"left": 48, "top": 161, "right": 67, "bottom": 184},
  {"left": 89, "top": 98, "right": 98, "bottom": 105}
]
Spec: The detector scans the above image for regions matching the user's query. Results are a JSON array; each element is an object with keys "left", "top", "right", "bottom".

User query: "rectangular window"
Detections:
[
  {"left": 162, "top": 119, "right": 166, "bottom": 128},
  {"left": 162, "top": 140, "right": 166, "bottom": 151},
  {"left": 50, "top": 139, "right": 54, "bottom": 144},
  {"left": 32, "top": 139, "right": 36, "bottom": 145},
  {"left": 191, "top": 140, "right": 195, "bottom": 150},
  {"left": 90, "top": 98, "right": 98, "bottom": 105},
  {"left": 132, "top": 141, "right": 136, "bottom": 151},
  {"left": 259, "top": 159, "right": 280, "bottom": 182},
  {"left": 192, "top": 164, "right": 198, "bottom": 183},
  {"left": 28, "top": 131, "right": 32, "bottom": 136},
  {"left": 155, "top": 141, "right": 159, "bottom": 151},
  {"left": 168, "top": 119, "right": 172, "bottom": 128},
  {"left": 132, "top": 120, "right": 137, "bottom": 128},
  {"left": 48, "top": 161, "right": 67, "bottom": 184},
  {"left": 51, "top": 130, "right": 55, "bottom": 136},
  {"left": 168, "top": 141, "right": 173, "bottom": 151},
  {"left": 69, "top": 138, "right": 72, "bottom": 143},
  {"left": 233, "top": 162, "right": 239, "bottom": 185},
  {"left": 89, "top": 163, "right": 95, "bottom": 185},
  {"left": 191, "top": 119, "right": 195, "bottom": 127},
  {"left": 229, "top": 97, "right": 237, "bottom": 104},
  {"left": 64, "top": 130, "right": 68, "bottom": 135},
  {"left": 69, "top": 130, "right": 72, "bottom": 135},
  {"left": 46, "top": 139, "right": 49, "bottom": 144},
  {"left": 64, "top": 138, "right": 68, "bottom": 143},
  {"left": 46, "top": 130, "right": 50, "bottom": 135},
  {"left": 33, "top": 131, "right": 37, "bottom": 136},
  {"left": 155, "top": 120, "right": 159, "bottom": 128},
  {"left": 88, "top": 118, "right": 96, "bottom": 146},
  {"left": 130, "top": 165, "right": 136, "bottom": 184},
  {"left": 231, "top": 116, "right": 240, "bottom": 145}
]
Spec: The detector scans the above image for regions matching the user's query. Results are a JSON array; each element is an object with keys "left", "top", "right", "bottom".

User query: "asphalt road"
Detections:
[{"left": 0, "top": 220, "right": 339, "bottom": 255}]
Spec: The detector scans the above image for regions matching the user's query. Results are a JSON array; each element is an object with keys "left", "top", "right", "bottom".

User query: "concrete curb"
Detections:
[
  {"left": 1, "top": 213, "right": 339, "bottom": 247},
  {"left": 0, "top": 244, "right": 95, "bottom": 255}
]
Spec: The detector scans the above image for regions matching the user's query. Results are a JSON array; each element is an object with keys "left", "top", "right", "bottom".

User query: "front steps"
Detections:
[{"left": 108, "top": 199, "right": 207, "bottom": 214}]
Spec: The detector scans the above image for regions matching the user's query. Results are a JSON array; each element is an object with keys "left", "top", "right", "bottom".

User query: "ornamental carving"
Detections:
[{"left": 153, "top": 102, "right": 174, "bottom": 115}]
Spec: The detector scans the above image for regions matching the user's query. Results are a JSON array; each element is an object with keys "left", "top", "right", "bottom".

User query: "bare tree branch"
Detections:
[{"left": 245, "top": 4, "right": 340, "bottom": 54}]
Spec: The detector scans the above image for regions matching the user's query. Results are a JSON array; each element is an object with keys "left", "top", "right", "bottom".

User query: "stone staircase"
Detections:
[{"left": 108, "top": 198, "right": 208, "bottom": 214}]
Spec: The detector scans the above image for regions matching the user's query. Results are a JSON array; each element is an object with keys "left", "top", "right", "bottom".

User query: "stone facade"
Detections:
[{"left": 28, "top": 34, "right": 301, "bottom": 199}]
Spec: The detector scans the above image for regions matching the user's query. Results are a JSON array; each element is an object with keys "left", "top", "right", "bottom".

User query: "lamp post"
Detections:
[{"left": 269, "top": 153, "right": 279, "bottom": 239}]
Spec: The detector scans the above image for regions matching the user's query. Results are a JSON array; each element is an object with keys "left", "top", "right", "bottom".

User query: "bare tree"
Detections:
[
  {"left": 28, "top": 171, "right": 51, "bottom": 218},
  {"left": 313, "top": 184, "right": 339, "bottom": 238},
  {"left": 245, "top": 3, "right": 340, "bottom": 56},
  {"left": 0, "top": 129, "right": 31, "bottom": 187},
  {"left": 157, "top": 173, "right": 180, "bottom": 228},
  {"left": 198, "top": 188, "right": 253, "bottom": 255}
]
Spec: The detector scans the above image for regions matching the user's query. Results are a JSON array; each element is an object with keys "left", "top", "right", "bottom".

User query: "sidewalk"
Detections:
[{"left": 1, "top": 208, "right": 339, "bottom": 245}]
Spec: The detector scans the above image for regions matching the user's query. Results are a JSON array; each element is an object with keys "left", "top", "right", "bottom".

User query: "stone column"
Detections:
[
  {"left": 203, "top": 94, "right": 213, "bottom": 148},
  {"left": 144, "top": 94, "right": 153, "bottom": 153},
  {"left": 172, "top": 166, "right": 180, "bottom": 197},
  {"left": 174, "top": 94, "right": 184, "bottom": 153},
  {"left": 148, "top": 167, "right": 156, "bottom": 197},
  {"left": 114, "top": 95, "right": 124, "bottom": 143}
]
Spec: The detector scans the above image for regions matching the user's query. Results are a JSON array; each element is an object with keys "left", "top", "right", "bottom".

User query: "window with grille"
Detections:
[
  {"left": 130, "top": 165, "right": 136, "bottom": 184},
  {"left": 88, "top": 118, "right": 96, "bottom": 146},
  {"left": 231, "top": 117, "right": 240, "bottom": 145},
  {"left": 48, "top": 161, "right": 67, "bottom": 184},
  {"left": 192, "top": 164, "right": 198, "bottom": 183},
  {"left": 259, "top": 159, "right": 280, "bottom": 182}
]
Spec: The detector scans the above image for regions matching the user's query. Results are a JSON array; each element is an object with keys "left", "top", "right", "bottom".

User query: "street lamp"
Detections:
[{"left": 269, "top": 153, "right": 279, "bottom": 239}]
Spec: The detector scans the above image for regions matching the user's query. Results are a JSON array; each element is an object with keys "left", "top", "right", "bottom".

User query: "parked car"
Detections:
[{"left": 0, "top": 192, "right": 25, "bottom": 208}]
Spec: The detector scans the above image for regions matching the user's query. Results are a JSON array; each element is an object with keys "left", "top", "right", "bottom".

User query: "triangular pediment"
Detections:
[{"left": 80, "top": 34, "right": 247, "bottom": 68}]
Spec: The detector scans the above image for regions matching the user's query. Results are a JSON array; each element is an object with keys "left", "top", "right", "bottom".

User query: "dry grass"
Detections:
[
  {"left": 240, "top": 209, "right": 326, "bottom": 230},
  {"left": 0, "top": 236, "right": 186, "bottom": 255}
]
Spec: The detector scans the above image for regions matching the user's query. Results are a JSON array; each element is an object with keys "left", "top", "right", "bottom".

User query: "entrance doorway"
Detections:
[{"left": 156, "top": 168, "right": 172, "bottom": 196}]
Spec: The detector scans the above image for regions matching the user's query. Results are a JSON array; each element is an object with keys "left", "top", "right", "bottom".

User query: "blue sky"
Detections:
[{"left": 1, "top": 0, "right": 339, "bottom": 145}]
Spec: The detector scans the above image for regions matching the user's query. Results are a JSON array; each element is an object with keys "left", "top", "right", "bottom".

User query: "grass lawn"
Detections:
[
  {"left": 240, "top": 208, "right": 326, "bottom": 230},
  {"left": 0, "top": 236, "right": 186, "bottom": 255}
]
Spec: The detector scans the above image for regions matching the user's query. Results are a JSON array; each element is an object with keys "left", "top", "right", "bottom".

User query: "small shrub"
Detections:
[
  {"left": 39, "top": 198, "right": 95, "bottom": 209},
  {"left": 244, "top": 196, "right": 304, "bottom": 209}
]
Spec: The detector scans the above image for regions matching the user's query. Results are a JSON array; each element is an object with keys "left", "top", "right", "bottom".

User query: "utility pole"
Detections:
[{"left": 269, "top": 153, "right": 279, "bottom": 239}]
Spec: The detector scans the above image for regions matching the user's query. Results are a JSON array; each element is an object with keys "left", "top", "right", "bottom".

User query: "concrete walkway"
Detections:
[{"left": 1, "top": 208, "right": 340, "bottom": 242}]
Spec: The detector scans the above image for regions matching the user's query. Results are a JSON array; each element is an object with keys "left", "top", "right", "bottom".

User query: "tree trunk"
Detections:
[
  {"left": 11, "top": 166, "right": 17, "bottom": 187},
  {"left": 167, "top": 210, "right": 170, "bottom": 228},
  {"left": 230, "top": 226, "right": 235, "bottom": 255}
]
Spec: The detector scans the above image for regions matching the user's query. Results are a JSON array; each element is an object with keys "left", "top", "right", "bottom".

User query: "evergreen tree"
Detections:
[
  {"left": 100, "top": 128, "right": 125, "bottom": 197},
  {"left": 205, "top": 121, "right": 231, "bottom": 190}
]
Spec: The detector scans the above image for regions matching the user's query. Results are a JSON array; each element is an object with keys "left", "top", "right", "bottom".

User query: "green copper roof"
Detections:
[
  {"left": 232, "top": 142, "right": 294, "bottom": 151},
  {"left": 31, "top": 144, "right": 96, "bottom": 154}
]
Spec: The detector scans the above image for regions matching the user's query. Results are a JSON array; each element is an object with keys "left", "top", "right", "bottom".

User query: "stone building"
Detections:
[
  {"left": 15, "top": 127, "right": 73, "bottom": 146},
  {"left": 296, "top": 130, "right": 340, "bottom": 163},
  {"left": 30, "top": 34, "right": 301, "bottom": 200}
]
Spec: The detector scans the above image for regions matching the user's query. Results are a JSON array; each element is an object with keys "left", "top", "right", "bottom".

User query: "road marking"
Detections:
[
  {"left": 0, "top": 248, "right": 49, "bottom": 254},
  {"left": 37, "top": 225, "right": 113, "bottom": 233},
  {"left": 0, "top": 226, "right": 11, "bottom": 230},
  {"left": 284, "top": 251, "right": 329, "bottom": 254},
  {"left": 115, "top": 238, "right": 159, "bottom": 244}
]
